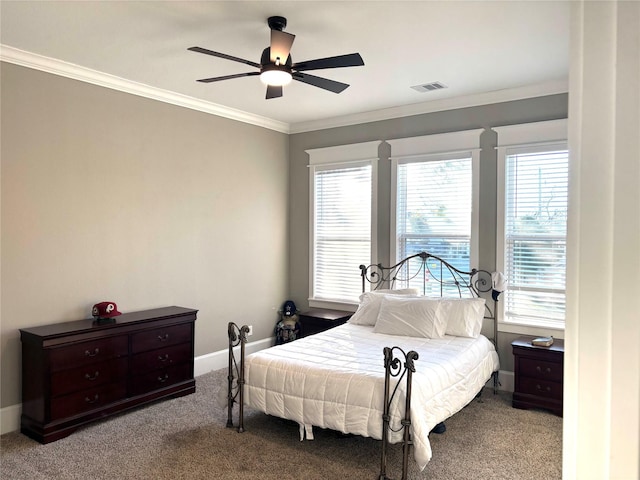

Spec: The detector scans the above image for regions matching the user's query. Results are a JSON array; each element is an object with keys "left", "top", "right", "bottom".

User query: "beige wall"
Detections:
[
  {"left": 0, "top": 63, "right": 289, "bottom": 407},
  {"left": 288, "top": 95, "right": 569, "bottom": 369}
]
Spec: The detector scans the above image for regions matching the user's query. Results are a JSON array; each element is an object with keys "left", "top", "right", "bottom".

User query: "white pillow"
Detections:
[
  {"left": 373, "top": 295, "right": 450, "bottom": 338},
  {"left": 442, "top": 298, "right": 486, "bottom": 338},
  {"left": 348, "top": 289, "right": 419, "bottom": 326}
]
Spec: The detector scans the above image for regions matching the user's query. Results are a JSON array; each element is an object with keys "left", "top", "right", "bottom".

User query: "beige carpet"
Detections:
[{"left": 1, "top": 369, "right": 562, "bottom": 479}]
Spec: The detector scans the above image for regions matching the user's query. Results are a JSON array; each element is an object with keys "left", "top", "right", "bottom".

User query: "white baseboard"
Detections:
[
  {"left": 1, "top": 343, "right": 513, "bottom": 436},
  {"left": 0, "top": 403, "right": 22, "bottom": 436},
  {"left": 0, "top": 336, "right": 275, "bottom": 436},
  {"left": 193, "top": 336, "right": 274, "bottom": 376},
  {"left": 494, "top": 370, "right": 515, "bottom": 393}
]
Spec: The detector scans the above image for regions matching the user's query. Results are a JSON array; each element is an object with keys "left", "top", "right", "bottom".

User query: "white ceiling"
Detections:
[{"left": 0, "top": 1, "right": 570, "bottom": 133}]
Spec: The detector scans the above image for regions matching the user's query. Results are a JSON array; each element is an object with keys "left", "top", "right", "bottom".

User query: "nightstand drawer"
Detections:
[
  {"left": 519, "top": 377, "right": 563, "bottom": 400},
  {"left": 518, "top": 357, "right": 562, "bottom": 382}
]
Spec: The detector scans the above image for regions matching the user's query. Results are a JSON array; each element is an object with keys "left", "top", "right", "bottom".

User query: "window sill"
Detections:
[{"left": 498, "top": 321, "right": 565, "bottom": 339}]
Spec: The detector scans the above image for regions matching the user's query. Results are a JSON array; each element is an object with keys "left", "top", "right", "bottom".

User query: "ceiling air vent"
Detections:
[{"left": 411, "top": 81, "right": 448, "bottom": 93}]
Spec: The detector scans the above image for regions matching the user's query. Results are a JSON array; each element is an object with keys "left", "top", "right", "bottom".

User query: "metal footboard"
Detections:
[
  {"left": 226, "top": 321, "right": 416, "bottom": 480},
  {"left": 226, "top": 322, "right": 249, "bottom": 433},
  {"left": 380, "top": 346, "right": 419, "bottom": 480}
]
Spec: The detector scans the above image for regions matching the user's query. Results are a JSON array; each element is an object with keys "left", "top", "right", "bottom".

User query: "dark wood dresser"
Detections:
[
  {"left": 299, "top": 309, "right": 352, "bottom": 337},
  {"left": 512, "top": 336, "right": 564, "bottom": 416},
  {"left": 20, "top": 306, "right": 197, "bottom": 443}
]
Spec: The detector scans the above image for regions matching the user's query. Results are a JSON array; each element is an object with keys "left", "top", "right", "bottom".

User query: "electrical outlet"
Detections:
[{"left": 247, "top": 325, "right": 253, "bottom": 336}]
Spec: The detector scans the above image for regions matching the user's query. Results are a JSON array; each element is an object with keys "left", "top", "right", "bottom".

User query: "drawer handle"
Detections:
[
  {"left": 157, "top": 373, "right": 169, "bottom": 383},
  {"left": 158, "top": 354, "right": 170, "bottom": 362},
  {"left": 85, "top": 348, "right": 100, "bottom": 357},
  {"left": 536, "top": 384, "right": 552, "bottom": 392},
  {"left": 157, "top": 334, "right": 170, "bottom": 342},
  {"left": 536, "top": 366, "right": 552, "bottom": 374},
  {"left": 85, "top": 394, "right": 100, "bottom": 404},
  {"left": 85, "top": 371, "right": 100, "bottom": 381}
]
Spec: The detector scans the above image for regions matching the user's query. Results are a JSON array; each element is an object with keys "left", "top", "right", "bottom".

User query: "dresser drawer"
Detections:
[
  {"left": 129, "top": 363, "right": 192, "bottom": 396},
  {"left": 51, "top": 382, "right": 127, "bottom": 420},
  {"left": 130, "top": 342, "right": 192, "bottom": 375},
  {"left": 50, "top": 358, "right": 128, "bottom": 397},
  {"left": 518, "top": 376, "right": 563, "bottom": 400},
  {"left": 517, "top": 357, "right": 563, "bottom": 382},
  {"left": 49, "top": 336, "right": 128, "bottom": 371},
  {"left": 131, "top": 323, "right": 192, "bottom": 354}
]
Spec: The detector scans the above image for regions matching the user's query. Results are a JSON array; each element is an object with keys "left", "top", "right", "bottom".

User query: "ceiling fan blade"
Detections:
[
  {"left": 196, "top": 72, "right": 260, "bottom": 83},
  {"left": 270, "top": 30, "right": 295, "bottom": 64},
  {"left": 292, "top": 53, "right": 364, "bottom": 72},
  {"left": 188, "top": 46, "right": 261, "bottom": 69},
  {"left": 266, "top": 85, "right": 283, "bottom": 99},
  {"left": 293, "top": 72, "right": 349, "bottom": 93}
]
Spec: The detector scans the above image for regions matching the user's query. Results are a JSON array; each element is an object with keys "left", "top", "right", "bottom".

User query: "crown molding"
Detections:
[
  {"left": 0, "top": 45, "right": 290, "bottom": 134},
  {"left": 289, "top": 80, "right": 569, "bottom": 134},
  {"left": 1, "top": 45, "right": 568, "bottom": 136}
]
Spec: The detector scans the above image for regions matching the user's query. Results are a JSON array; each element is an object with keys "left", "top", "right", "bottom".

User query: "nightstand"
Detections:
[
  {"left": 512, "top": 336, "right": 564, "bottom": 416},
  {"left": 298, "top": 309, "right": 352, "bottom": 337}
]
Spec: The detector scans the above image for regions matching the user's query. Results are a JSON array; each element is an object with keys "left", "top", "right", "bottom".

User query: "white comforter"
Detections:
[{"left": 243, "top": 323, "right": 499, "bottom": 470}]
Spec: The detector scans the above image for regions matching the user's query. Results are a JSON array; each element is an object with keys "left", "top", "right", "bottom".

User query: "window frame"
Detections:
[
  {"left": 388, "top": 129, "right": 483, "bottom": 277},
  {"left": 494, "top": 119, "right": 568, "bottom": 337},
  {"left": 306, "top": 141, "right": 380, "bottom": 310}
]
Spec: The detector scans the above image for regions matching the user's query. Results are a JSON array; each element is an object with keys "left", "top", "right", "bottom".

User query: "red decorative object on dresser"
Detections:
[
  {"left": 512, "top": 336, "right": 564, "bottom": 416},
  {"left": 20, "top": 306, "right": 197, "bottom": 443}
]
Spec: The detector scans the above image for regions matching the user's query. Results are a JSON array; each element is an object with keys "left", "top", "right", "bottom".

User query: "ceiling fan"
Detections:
[{"left": 188, "top": 16, "right": 364, "bottom": 99}]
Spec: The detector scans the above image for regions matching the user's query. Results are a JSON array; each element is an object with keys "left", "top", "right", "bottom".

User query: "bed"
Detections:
[{"left": 226, "top": 252, "right": 500, "bottom": 479}]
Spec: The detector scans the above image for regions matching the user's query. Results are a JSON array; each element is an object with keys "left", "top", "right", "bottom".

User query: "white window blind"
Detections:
[
  {"left": 313, "top": 164, "right": 372, "bottom": 302},
  {"left": 307, "top": 141, "right": 379, "bottom": 308},
  {"left": 389, "top": 129, "right": 481, "bottom": 297},
  {"left": 495, "top": 119, "right": 568, "bottom": 333},
  {"left": 395, "top": 157, "right": 473, "bottom": 295},
  {"left": 503, "top": 148, "right": 569, "bottom": 325}
]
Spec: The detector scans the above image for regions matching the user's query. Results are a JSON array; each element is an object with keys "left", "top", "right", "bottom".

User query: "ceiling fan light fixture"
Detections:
[{"left": 260, "top": 65, "right": 292, "bottom": 86}]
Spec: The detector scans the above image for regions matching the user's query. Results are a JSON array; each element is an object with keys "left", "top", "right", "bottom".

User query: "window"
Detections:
[
  {"left": 389, "top": 130, "right": 482, "bottom": 295},
  {"left": 495, "top": 119, "right": 568, "bottom": 332},
  {"left": 307, "top": 142, "right": 380, "bottom": 307},
  {"left": 313, "top": 164, "right": 371, "bottom": 301}
]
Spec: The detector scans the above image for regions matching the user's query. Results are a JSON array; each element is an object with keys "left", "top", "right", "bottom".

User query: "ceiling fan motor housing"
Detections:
[{"left": 267, "top": 16, "right": 287, "bottom": 31}]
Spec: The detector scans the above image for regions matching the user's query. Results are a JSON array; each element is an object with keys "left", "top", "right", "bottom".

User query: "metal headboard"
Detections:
[
  {"left": 359, "top": 251, "right": 498, "bottom": 375},
  {"left": 360, "top": 251, "right": 493, "bottom": 307}
]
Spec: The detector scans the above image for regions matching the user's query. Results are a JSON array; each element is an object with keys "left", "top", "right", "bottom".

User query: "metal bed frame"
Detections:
[{"left": 226, "top": 252, "right": 499, "bottom": 480}]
